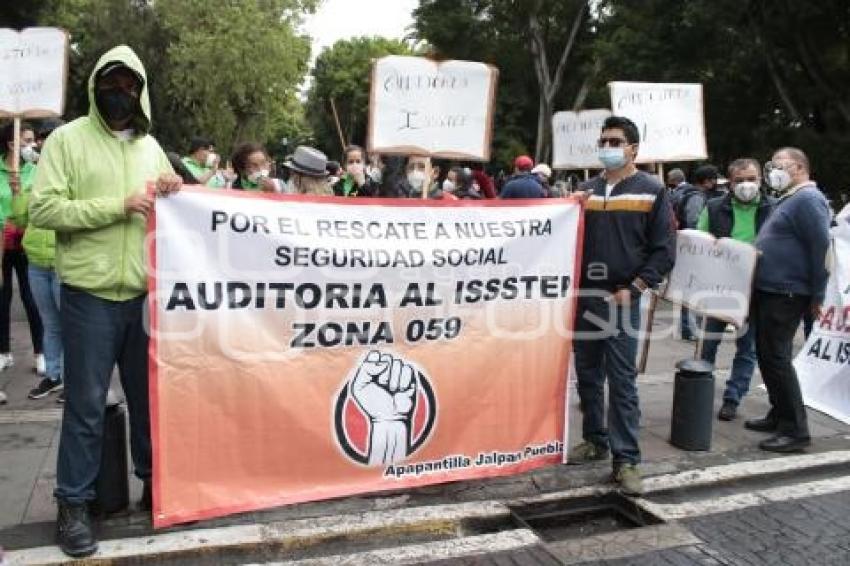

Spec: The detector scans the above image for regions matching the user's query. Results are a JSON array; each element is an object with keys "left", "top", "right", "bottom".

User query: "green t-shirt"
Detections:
[
  {"left": 696, "top": 197, "right": 759, "bottom": 243},
  {"left": 0, "top": 159, "right": 37, "bottom": 224},
  {"left": 181, "top": 156, "right": 225, "bottom": 188}
]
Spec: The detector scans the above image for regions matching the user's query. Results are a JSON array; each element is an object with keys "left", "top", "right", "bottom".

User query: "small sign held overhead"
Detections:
[
  {"left": 0, "top": 27, "right": 69, "bottom": 118},
  {"left": 368, "top": 56, "right": 498, "bottom": 161},
  {"left": 608, "top": 81, "right": 707, "bottom": 163},
  {"left": 552, "top": 109, "right": 612, "bottom": 170}
]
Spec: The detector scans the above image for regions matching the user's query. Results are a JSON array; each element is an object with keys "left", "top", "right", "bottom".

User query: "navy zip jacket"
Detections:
[{"left": 579, "top": 170, "right": 676, "bottom": 291}]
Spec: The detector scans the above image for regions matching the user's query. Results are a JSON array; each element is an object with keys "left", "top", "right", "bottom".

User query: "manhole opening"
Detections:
[{"left": 509, "top": 493, "right": 664, "bottom": 542}]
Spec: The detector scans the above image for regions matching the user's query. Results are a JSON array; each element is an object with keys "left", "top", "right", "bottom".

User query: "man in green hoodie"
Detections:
[{"left": 31, "top": 45, "right": 181, "bottom": 559}]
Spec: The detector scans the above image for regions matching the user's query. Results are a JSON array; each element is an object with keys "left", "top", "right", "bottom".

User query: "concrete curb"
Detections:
[
  {"left": 7, "top": 451, "right": 850, "bottom": 565},
  {"left": 5, "top": 501, "right": 510, "bottom": 565}
]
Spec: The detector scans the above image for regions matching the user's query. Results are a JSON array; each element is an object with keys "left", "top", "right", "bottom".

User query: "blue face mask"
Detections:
[{"left": 598, "top": 147, "right": 627, "bottom": 170}]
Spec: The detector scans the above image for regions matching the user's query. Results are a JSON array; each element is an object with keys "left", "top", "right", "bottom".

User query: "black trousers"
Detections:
[
  {"left": 751, "top": 291, "right": 810, "bottom": 438},
  {"left": 0, "top": 249, "right": 43, "bottom": 354}
]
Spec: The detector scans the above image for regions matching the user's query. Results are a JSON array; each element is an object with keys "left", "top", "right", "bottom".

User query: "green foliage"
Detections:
[
  {"left": 306, "top": 36, "right": 412, "bottom": 161},
  {"left": 413, "top": 0, "right": 850, "bottom": 195},
  {"left": 33, "top": 0, "right": 316, "bottom": 157}
]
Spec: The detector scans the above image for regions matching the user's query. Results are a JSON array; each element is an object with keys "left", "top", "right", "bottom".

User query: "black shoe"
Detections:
[
  {"left": 744, "top": 415, "right": 777, "bottom": 432},
  {"left": 56, "top": 500, "right": 98, "bottom": 558},
  {"left": 56, "top": 391, "right": 65, "bottom": 404},
  {"left": 28, "top": 377, "right": 63, "bottom": 400},
  {"left": 759, "top": 434, "right": 811, "bottom": 453},
  {"left": 718, "top": 401, "right": 737, "bottom": 421},
  {"left": 140, "top": 480, "right": 152, "bottom": 512}
]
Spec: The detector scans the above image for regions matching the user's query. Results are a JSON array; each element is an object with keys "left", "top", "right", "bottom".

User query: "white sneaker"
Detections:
[
  {"left": 35, "top": 354, "right": 46, "bottom": 375},
  {"left": 0, "top": 354, "right": 13, "bottom": 371},
  {"left": 0, "top": 390, "right": 7, "bottom": 404}
]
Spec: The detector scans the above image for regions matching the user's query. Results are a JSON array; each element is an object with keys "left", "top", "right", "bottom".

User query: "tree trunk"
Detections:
[{"left": 528, "top": 0, "right": 588, "bottom": 163}]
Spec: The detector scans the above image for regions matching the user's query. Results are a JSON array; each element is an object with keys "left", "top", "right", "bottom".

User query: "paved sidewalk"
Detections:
[{"left": 1, "top": 300, "right": 849, "bottom": 552}]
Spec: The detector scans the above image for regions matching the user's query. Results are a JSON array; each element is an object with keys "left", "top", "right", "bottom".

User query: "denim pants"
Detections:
[
  {"left": 55, "top": 286, "right": 151, "bottom": 504},
  {"left": 700, "top": 316, "right": 757, "bottom": 405},
  {"left": 751, "top": 291, "right": 810, "bottom": 439},
  {"left": 28, "top": 265, "right": 62, "bottom": 382},
  {"left": 0, "top": 249, "right": 43, "bottom": 353},
  {"left": 574, "top": 294, "right": 641, "bottom": 465}
]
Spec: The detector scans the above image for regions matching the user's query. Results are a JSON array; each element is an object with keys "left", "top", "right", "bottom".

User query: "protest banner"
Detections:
[
  {"left": 149, "top": 189, "right": 583, "bottom": 527},
  {"left": 662, "top": 229, "right": 758, "bottom": 328},
  {"left": 608, "top": 82, "right": 707, "bottom": 163},
  {"left": 552, "top": 109, "right": 611, "bottom": 170},
  {"left": 794, "top": 220, "right": 850, "bottom": 425},
  {"left": 0, "top": 27, "right": 68, "bottom": 118},
  {"left": 367, "top": 55, "right": 498, "bottom": 161}
]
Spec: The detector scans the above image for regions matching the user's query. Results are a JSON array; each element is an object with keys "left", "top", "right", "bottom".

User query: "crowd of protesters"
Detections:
[{"left": 0, "top": 45, "right": 844, "bottom": 558}]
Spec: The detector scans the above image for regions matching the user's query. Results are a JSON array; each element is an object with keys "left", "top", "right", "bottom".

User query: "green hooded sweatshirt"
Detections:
[
  {"left": 31, "top": 45, "right": 173, "bottom": 301},
  {"left": 10, "top": 170, "right": 57, "bottom": 269}
]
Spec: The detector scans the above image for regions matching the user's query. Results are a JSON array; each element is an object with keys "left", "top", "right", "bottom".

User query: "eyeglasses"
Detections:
[{"left": 597, "top": 137, "right": 629, "bottom": 148}]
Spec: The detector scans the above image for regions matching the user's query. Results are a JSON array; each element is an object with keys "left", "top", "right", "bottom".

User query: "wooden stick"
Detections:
[
  {"left": 12, "top": 116, "right": 21, "bottom": 180},
  {"left": 694, "top": 312, "right": 707, "bottom": 361},
  {"left": 329, "top": 97, "right": 346, "bottom": 154},
  {"left": 637, "top": 291, "right": 658, "bottom": 374}
]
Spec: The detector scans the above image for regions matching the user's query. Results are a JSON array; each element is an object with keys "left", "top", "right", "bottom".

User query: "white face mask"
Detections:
[
  {"left": 347, "top": 163, "right": 364, "bottom": 177},
  {"left": 767, "top": 168, "right": 792, "bottom": 192},
  {"left": 442, "top": 179, "right": 456, "bottom": 192},
  {"left": 21, "top": 144, "right": 39, "bottom": 163},
  {"left": 733, "top": 181, "right": 760, "bottom": 203},
  {"left": 248, "top": 169, "right": 270, "bottom": 184},
  {"left": 407, "top": 170, "right": 427, "bottom": 191},
  {"left": 205, "top": 152, "right": 218, "bottom": 168}
]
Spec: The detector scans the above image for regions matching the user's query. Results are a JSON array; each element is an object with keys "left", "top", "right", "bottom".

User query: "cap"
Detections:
[
  {"left": 531, "top": 163, "right": 552, "bottom": 179},
  {"left": 514, "top": 155, "right": 534, "bottom": 172}
]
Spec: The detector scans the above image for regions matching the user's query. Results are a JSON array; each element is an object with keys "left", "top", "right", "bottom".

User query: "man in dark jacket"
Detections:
[
  {"left": 746, "top": 147, "right": 830, "bottom": 453},
  {"left": 567, "top": 116, "right": 676, "bottom": 495},
  {"left": 697, "top": 158, "right": 776, "bottom": 421},
  {"left": 500, "top": 155, "right": 546, "bottom": 199}
]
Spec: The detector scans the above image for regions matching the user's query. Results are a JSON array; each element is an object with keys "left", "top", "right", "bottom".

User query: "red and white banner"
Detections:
[
  {"left": 795, "top": 220, "right": 850, "bottom": 424},
  {"left": 149, "top": 189, "right": 584, "bottom": 527}
]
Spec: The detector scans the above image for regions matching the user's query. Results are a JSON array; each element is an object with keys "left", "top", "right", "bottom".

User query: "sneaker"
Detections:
[
  {"left": 566, "top": 441, "right": 610, "bottom": 464},
  {"left": 0, "top": 390, "right": 6, "bottom": 405},
  {"left": 718, "top": 400, "right": 737, "bottom": 421},
  {"left": 56, "top": 500, "right": 98, "bottom": 558},
  {"left": 0, "top": 353, "right": 13, "bottom": 371},
  {"left": 56, "top": 391, "right": 65, "bottom": 404},
  {"left": 613, "top": 464, "right": 644, "bottom": 496},
  {"left": 35, "top": 353, "right": 46, "bottom": 375},
  {"left": 28, "top": 377, "right": 63, "bottom": 400}
]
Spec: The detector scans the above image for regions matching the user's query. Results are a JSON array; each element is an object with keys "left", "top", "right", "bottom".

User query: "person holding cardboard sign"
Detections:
[
  {"left": 30, "top": 45, "right": 181, "bottom": 559},
  {"left": 568, "top": 116, "right": 676, "bottom": 496},
  {"left": 697, "top": 158, "right": 776, "bottom": 421}
]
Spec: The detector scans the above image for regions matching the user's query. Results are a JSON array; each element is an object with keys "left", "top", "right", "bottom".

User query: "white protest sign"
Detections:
[
  {"left": 0, "top": 27, "right": 68, "bottom": 117},
  {"left": 552, "top": 109, "right": 611, "bottom": 170},
  {"left": 608, "top": 82, "right": 707, "bottom": 163},
  {"left": 795, "top": 221, "right": 850, "bottom": 424},
  {"left": 662, "top": 229, "right": 757, "bottom": 327},
  {"left": 368, "top": 56, "right": 498, "bottom": 160}
]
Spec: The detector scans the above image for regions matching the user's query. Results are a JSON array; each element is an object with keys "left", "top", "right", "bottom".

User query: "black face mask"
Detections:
[{"left": 96, "top": 88, "right": 137, "bottom": 123}]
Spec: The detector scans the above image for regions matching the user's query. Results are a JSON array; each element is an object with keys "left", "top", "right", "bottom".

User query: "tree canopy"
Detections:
[{"left": 305, "top": 36, "right": 413, "bottom": 161}]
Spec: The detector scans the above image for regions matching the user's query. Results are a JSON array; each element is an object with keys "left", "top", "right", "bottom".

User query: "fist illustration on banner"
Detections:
[{"left": 351, "top": 350, "right": 417, "bottom": 465}]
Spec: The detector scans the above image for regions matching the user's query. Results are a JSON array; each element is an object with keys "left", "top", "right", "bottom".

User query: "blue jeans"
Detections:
[
  {"left": 700, "top": 317, "right": 757, "bottom": 405},
  {"left": 680, "top": 306, "right": 701, "bottom": 339},
  {"left": 28, "top": 265, "right": 62, "bottom": 382},
  {"left": 574, "top": 295, "right": 641, "bottom": 465},
  {"left": 55, "top": 287, "right": 151, "bottom": 504}
]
